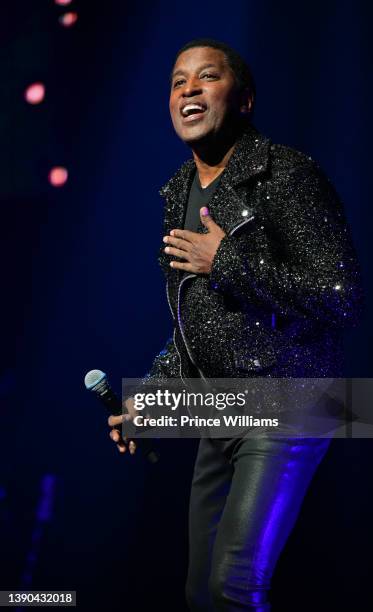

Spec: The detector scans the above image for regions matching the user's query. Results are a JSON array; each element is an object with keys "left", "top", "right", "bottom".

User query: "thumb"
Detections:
[{"left": 200, "top": 206, "right": 216, "bottom": 230}]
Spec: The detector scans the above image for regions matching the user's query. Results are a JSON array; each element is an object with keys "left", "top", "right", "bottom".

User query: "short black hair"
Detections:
[{"left": 172, "top": 38, "right": 256, "bottom": 113}]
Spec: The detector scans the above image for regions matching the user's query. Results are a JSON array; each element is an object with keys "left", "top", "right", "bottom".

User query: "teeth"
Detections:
[{"left": 182, "top": 104, "right": 205, "bottom": 117}]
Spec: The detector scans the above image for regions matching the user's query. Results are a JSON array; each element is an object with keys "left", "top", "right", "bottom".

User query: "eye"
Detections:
[
  {"left": 173, "top": 79, "right": 185, "bottom": 88},
  {"left": 201, "top": 73, "right": 218, "bottom": 80}
]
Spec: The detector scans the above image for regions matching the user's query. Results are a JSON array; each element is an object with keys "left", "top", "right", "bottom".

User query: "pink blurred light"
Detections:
[
  {"left": 58, "top": 12, "right": 78, "bottom": 27},
  {"left": 24, "top": 82, "right": 45, "bottom": 105},
  {"left": 54, "top": 0, "right": 73, "bottom": 5},
  {"left": 48, "top": 167, "right": 68, "bottom": 187}
]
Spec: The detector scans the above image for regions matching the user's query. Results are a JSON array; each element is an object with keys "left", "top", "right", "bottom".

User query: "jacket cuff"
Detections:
[{"left": 122, "top": 336, "right": 180, "bottom": 406}]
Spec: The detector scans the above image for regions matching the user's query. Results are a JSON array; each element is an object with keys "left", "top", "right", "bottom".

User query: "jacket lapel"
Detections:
[
  {"left": 158, "top": 123, "right": 271, "bottom": 273},
  {"left": 159, "top": 158, "right": 196, "bottom": 235}
]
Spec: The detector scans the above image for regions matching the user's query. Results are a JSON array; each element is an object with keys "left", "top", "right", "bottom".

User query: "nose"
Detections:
[{"left": 181, "top": 77, "right": 202, "bottom": 97}]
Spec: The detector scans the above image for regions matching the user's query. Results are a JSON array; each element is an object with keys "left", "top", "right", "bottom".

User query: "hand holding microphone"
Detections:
[
  {"left": 84, "top": 369, "right": 159, "bottom": 463},
  {"left": 108, "top": 397, "right": 138, "bottom": 456}
]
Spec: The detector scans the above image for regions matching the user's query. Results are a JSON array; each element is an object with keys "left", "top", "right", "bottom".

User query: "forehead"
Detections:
[{"left": 172, "top": 46, "right": 228, "bottom": 74}]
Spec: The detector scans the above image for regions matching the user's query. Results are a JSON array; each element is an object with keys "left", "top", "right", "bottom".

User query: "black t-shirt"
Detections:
[
  {"left": 180, "top": 169, "right": 223, "bottom": 281},
  {"left": 183, "top": 169, "right": 223, "bottom": 232}
]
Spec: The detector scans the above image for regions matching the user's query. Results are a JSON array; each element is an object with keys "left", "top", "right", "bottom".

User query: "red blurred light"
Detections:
[
  {"left": 54, "top": 0, "right": 73, "bottom": 5},
  {"left": 58, "top": 12, "right": 78, "bottom": 27},
  {"left": 24, "top": 82, "right": 45, "bottom": 105},
  {"left": 49, "top": 167, "right": 68, "bottom": 187}
]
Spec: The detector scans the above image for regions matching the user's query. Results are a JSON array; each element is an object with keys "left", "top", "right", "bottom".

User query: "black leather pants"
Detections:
[{"left": 185, "top": 435, "right": 331, "bottom": 610}]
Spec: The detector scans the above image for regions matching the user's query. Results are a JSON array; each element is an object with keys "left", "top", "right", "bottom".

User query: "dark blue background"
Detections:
[{"left": 0, "top": 1, "right": 372, "bottom": 609}]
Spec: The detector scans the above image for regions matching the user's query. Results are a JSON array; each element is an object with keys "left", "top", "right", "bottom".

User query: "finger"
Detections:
[
  {"left": 169, "top": 229, "right": 197, "bottom": 242},
  {"left": 108, "top": 414, "right": 125, "bottom": 427},
  {"left": 128, "top": 440, "right": 137, "bottom": 455},
  {"left": 199, "top": 206, "right": 215, "bottom": 229},
  {"left": 164, "top": 246, "right": 190, "bottom": 260},
  {"left": 163, "top": 235, "right": 191, "bottom": 251},
  {"left": 110, "top": 428, "right": 123, "bottom": 443},
  {"left": 122, "top": 413, "right": 133, "bottom": 422},
  {"left": 170, "top": 261, "right": 195, "bottom": 272},
  {"left": 109, "top": 429, "right": 127, "bottom": 453}
]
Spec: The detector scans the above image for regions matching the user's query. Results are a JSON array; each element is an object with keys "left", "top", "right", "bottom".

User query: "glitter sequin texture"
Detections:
[{"left": 142, "top": 123, "right": 364, "bottom": 383}]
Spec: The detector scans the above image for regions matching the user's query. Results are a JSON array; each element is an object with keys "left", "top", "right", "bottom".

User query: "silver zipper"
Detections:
[
  {"left": 173, "top": 325, "right": 196, "bottom": 421},
  {"left": 167, "top": 279, "right": 191, "bottom": 386},
  {"left": 166, "top": 280, "right": 174, "bottom": 319},
  {"left": 176, "top": 272, "right": 208, "bottom": 383},
  {"left": 175, "top": 278, "right": 208, "bottom": 423},
  {"left": 168, "top": 277, "right": 202, "bottom": 385},
  {"left": 229, "top": 215, "right": 255, "bottom": 236},
  {"left": 172, "top": 327, "right": 186, "bottom": 383}
]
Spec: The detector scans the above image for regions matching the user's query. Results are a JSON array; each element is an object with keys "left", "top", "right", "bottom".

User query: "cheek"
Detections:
[
  {"left": 169, "top": 97, "right": 177, "bottom": 118},
  {"left": 214, "top": 81, "right": 238, "bottom": 103},
  {"left": 208, "top": 98, "right": 230, "bottom": 122},
  {"left": 209, "top": 91, "right": 231, "bottom": 113}
]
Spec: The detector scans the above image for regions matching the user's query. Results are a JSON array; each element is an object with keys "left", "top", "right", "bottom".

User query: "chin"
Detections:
[{"left": 178, "top": 124, "right": 214, "bottom": 146}]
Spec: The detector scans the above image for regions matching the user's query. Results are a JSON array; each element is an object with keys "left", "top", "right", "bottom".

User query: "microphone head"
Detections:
[{"left": 84, "top": 369, "right": 106, "bottom": 390}]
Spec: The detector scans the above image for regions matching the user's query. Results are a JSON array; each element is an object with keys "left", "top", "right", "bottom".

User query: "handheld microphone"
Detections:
[{"left": 84, "top": 369, "right": 159, "bottom": 464}]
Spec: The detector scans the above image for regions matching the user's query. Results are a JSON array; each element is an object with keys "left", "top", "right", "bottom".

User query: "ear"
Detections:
[{"left": 240, "top": 87, "right": 254, "bottom": 115}]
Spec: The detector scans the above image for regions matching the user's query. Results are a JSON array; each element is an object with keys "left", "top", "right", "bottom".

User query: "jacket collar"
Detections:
[
  {"left": 158, "top": 122, "right": 271, "bottom": 238},
  {"left": 160, "top": 123, "right": 270, "bottom": 195}
]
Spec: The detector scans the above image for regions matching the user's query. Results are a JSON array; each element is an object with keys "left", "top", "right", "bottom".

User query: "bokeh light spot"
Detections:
[
  {"left": 49, "top": 167, "right": 68, "bottom": 187},
  {"left": 24, "top": 82, "right": 46, "bottom": 105},
  {"left": 58, "top": 12, "right": 78, "bottom": 27}
]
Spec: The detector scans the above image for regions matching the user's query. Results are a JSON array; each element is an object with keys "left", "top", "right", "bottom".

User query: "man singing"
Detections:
[{"left": 108, "top": 39, "right": 362, "bottom": 610}]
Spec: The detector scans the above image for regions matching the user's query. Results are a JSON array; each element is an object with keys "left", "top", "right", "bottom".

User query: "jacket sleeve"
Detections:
[
  {"left": 122, "top": 333, "right": 180, "bottom": 406},
  {"left": 209, "top": 160, "right": 364, "bottom": 328},
  {"left": 141, "top": 334, "right": 180, "bottom": 381}
]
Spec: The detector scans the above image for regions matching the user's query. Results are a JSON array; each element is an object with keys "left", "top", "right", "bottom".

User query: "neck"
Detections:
[{"left": 190, "top": 120, "right": 251, "bottom": 188}]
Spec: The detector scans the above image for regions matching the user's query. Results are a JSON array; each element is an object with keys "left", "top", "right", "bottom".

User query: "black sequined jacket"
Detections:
[{"left": 144, "top": 123, "right": 363, "bottom": 382}]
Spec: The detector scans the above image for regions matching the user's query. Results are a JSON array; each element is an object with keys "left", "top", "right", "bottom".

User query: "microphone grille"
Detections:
[{"left": 84, "top": 369, "right": 106, "bottom": 390}]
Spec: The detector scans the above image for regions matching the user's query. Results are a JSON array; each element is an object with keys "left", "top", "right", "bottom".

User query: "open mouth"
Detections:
[{"left": 180, "top": 103, "right": 207, "bottom": 122}]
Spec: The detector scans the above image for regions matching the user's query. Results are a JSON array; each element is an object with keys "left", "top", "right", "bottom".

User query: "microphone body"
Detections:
[{"left": 84, "top": 370, "right": 159, "bottom": 464}]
